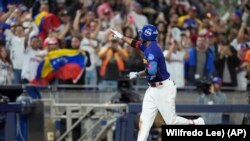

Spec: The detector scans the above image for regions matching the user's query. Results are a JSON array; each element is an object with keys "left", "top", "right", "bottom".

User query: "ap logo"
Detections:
[{"left": 144, "top": 29, "right": 152, "bottom": 36}]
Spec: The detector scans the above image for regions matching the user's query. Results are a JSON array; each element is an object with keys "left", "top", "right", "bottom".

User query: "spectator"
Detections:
[
  {"left": 202, "top": 1, "right": 218, "bottom": 19},
  {"left": 177, "top": 5, "right": 202, "bottom": 46},
  {"left": 197, "top": 77, "right": 227, "bottom": 125},
  {"left": 98, "top": 37, "right": 128, "bottom": 91},
  {"left": 57, "top": 9, "right": 71, "bottom": 37},
  {"left": 73, "top": 10, "right": 96, "bottom": 34},
  {"left": 5, "top": 6, "right": 22, "bottom": 26},
  {"left": 0, "top": 4, "right": 15, "bottom": 22},
  {"left": 242, "top": 92, "right": 250, "bottom": 124},
  {"left": 21, "top": 35, "right": 42, "bottom": 99},
  {"left": 21, "top": 36, "right": 43, "bottom": 83},
  {"left": 128, "top": 1, "right": 149, "bottom": 30},
  {"left": 47, "top": 37, "right": 60, "bottom": 52},
  {"left": 156, "top": 21, "right": 167, "bottom": 50},
  {"left": 178, "top": 6, "right": 202, "bottom": 31},
  {"left": 164, "top": 38, "right": 189, "bottom": 88},
  {"left": 71, "top": 35, "right": 82, "bottom": 50},
  {"left": 21, "top": 12, "right": 39, "bottom": 39},
  {"left": 243, "top": 43, "right": 250, "bottom": 80},
  {"left": 38, "top": 37, "right": 61, "bottom": 58},
  {"left": 0, "top": 22, "right": 10, "bottom": 43},
  {"left": 236, "top": 43, "right": 249, "bottom": 91},
  {"left": 59, "top": 35, "right": 91, "bottom": 85},
  {"left": 214, "top": 40, "right": 240, "bottom": 87},
  {"left": 4, "top": 24, "right": 32, "bottom": 84},
  {"left": 166, "top": 13, "right": 182, "bottom": 48},
  {"left": 185, "top": 34, "right": 215, "bottom": 85},
  {"left": 179, "top": 30, "right": 192, "bottom": 49},
  {"left": 0, "top": 46, "right": 13, "bottom": 85},
  {"left": 224, "top": 9, "right": 242, "bottom": 37},
  {"left": 96, "top": 0, "right": 114, "bottom": 21},
  {"left": 206, "top": 31, "right": 217, "bottom": 53},
  {"left": 51, "top": 9, "right": 71, "bottom": 49},
  {"left": 110, "top": 1, "right": 137, "bottom": 40},
  {"left": 73, "top": 10, "right": 101, "bottom": 41},
  {"left": 80, "top": 26, "right": 99, "bottom": 87},
  {"left": 33, "top": 3, "right": 61, "bottom": 41}
]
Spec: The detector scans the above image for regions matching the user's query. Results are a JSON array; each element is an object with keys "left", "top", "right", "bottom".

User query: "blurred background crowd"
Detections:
[{"left": 0, "top": 0, "right": 250, "bottom": 91}]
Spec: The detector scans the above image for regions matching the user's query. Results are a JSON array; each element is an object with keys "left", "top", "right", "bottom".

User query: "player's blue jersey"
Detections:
[{"left": 138, "top": 41, "right": 170, "bottom": 82}]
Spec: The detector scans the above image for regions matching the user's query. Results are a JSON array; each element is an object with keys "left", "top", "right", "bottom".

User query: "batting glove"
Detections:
[
  {"left": 129, "top": 72, "right": 139, "bottom": 80},
  {"left": 110, "top": 29, "right": 124, "bottom": 39}
]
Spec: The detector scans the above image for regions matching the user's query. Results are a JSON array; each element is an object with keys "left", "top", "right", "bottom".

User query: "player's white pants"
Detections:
[{"left": 137, "top": 79, "right": 190, "bottom": 141}]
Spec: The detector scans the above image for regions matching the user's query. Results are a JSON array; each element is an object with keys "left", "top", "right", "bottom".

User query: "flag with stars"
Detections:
[{"left": 32, "top": 49, "right": 86, "bottom": 85}]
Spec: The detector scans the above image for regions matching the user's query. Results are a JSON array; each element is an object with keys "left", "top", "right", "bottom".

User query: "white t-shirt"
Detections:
[
  {"left": 21, "top": 47, "right": 43, "bottom": 81},
  {"left": 4, "top": 30, "right": 26, "bottom": 70},
  {"left": 0, "top": 60, "right": 13, "bottom": 85},
  {"left": 163, "top": 50, "right": 185, "bottom": 88},
  {"left": 80, "top": 38, "right": 101, "bottom": 70}
]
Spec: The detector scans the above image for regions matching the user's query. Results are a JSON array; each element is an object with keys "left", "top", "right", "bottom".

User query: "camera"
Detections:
[
  {"left": 110, "top": 71, "right": 141, "bottom": 103},
  {"left": 196, "top": 77, "right": 212, "bottom": 95}
]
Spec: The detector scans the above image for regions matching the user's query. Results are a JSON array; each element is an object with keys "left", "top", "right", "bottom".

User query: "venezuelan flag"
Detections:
[
  {"left": 34, "top": 11, "right": 48, "bottom": 26},
  {"left": 32, "top": 49, "right": 86, "bottom": 85}
]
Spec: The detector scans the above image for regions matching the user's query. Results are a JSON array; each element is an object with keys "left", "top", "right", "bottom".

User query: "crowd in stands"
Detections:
[{"left": 0, "top": 0, "right": 250, "bottom": 91}]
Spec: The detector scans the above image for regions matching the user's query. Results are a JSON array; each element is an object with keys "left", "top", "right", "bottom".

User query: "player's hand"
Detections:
[
  {"left": 129, "top": 72, "right": 138, "bottom": 80},
  {"left": 110, "top": 28, "right": 124, "bottom": 39}
]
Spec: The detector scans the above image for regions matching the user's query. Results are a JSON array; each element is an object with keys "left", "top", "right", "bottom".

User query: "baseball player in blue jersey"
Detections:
[{"left": 111, "top": 24, "right": 205, "bottom": 141}]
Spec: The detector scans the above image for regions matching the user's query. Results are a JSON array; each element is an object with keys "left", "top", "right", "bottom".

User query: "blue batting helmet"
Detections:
[{"left": 139, "top": 24, "right": 158, "bottom": 41}]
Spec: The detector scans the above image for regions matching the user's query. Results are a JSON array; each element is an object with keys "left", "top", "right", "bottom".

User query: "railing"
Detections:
[
  {"left": 48, "top": 101, "right": 127, "bottom": 141},
  {"left": 56, "top": 107, "right": 94, "bottom": 141},
  {"left": 0, "top": 83, "right": 244, "bottom": 92}
]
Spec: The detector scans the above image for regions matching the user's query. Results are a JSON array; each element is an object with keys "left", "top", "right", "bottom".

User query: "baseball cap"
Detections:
[
  {"left": 183, "top": 19, "right": 198, "bottom": 29},
  {"left": 189, "top": 6, "right": 197, "bottom": 12},
  {"left": 212, "top": 77, "right": 222, "bottom": 85},
  {"left": 234, "top": 9, "right": 242, "bottom": 18}
]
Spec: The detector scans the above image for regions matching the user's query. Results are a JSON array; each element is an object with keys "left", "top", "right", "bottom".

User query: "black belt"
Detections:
[
  {"left": 149, "top": 81, "right": 163, "bottom": 87},
  {"left": 149, "top": 79, "right": 170, "bottom": 87}
]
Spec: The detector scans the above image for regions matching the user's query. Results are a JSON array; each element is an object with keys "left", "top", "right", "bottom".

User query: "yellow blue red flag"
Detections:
[
  {"left": 32, "top": 49, "right": 86, "bottom": 85},
  {"left": 34, "top": 11, "right": 48, "bottom": 26}
]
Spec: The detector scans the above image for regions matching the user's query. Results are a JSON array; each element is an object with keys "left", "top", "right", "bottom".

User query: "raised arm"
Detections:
[
  {"left": 110, "top": 28, "right": 141, "bottom": 49},
  {"left": 73, "top": 10, "right": 82, "bottom": 33},
  {"left": 0, "top": 4, "right": 15, "bottom": 22}
]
